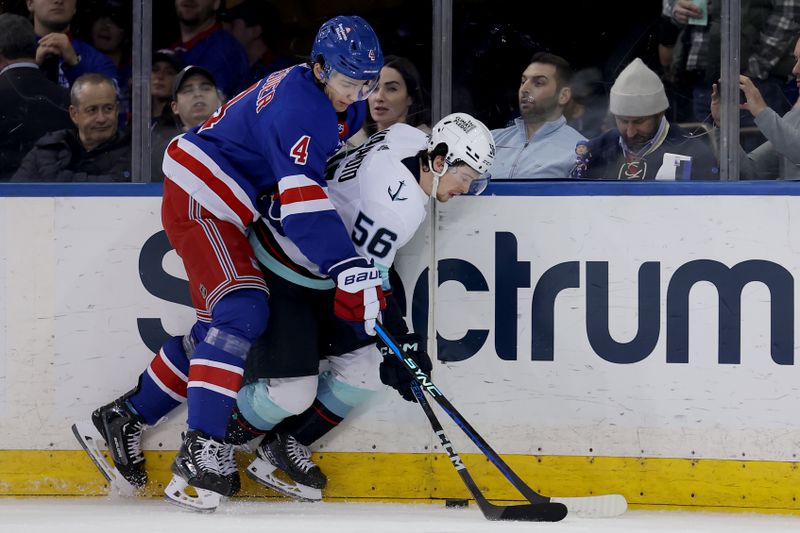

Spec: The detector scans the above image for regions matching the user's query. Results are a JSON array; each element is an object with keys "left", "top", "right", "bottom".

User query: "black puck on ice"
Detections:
[{"left": 445, "top": 499, "right": 469, "bottom": 508}]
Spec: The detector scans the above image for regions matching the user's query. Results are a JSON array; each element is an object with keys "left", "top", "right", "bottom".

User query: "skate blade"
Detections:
[
  {"left": 246, "top": 457, "right": 322, "bottom": 502},
  {"left": 163, "top": 474, "right": 221, "bottom": 513},
  {"left": 71, "top": 421, "right": 138, "bottom": 497}
]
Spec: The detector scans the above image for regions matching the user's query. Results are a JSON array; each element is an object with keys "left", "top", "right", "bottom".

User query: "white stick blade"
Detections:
[{"left": 551, "top": 494, "right": 628, "bottom": 518}]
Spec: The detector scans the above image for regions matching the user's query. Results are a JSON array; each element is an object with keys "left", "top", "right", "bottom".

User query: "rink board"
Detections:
[{"left": 1, "top": 181, "right": 800, "bottom": 512}]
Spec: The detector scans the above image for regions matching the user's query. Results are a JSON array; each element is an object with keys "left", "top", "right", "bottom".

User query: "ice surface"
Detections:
[{"left": 0, "top": 498, "right": 799, "bottom": 533}]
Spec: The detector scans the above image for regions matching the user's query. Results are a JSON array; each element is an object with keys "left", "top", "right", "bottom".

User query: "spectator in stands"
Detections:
[
  {"left": 151, "top": 49, "right": 180, "bottom": 123},
  {"left": 170, "top": 0, "right": 249, "bottom": 100},
  {"left": 11, "top": 73, "right": 131, "bottom": 182},
  {"left": 575, "top": 58, "right": 718, "bottom": 180},
  {"left": 491, "top": 52, "right": 586, "bottom": 179},
  {"left": 565, "top": 67, "right": 608, "bottom": 139},
  {"left": 88, "top": 5, "right": 132, "bottom": 126},
  {"left": 150, "top": 65, "right": 223, "bottom": 180},
  {"left": 0, "top": 13, "right": 71, "bottom": 180},
  {"left": 27, "top": 0, "right": 116, "bottom": 89},
  {"left": 710, "top": 36, "right": 800, "bottom": 180},
  {"left": 220, "top": 0, "right": 294, "bottom": 86},
  {"left": 343, "top": 55, "right": 431, "bottom": 151},
  {"left": 664, "top": 0, "right": 799, "bottom": 124},
  {"left": 368, "top": 56, "right": 430, "bottom": 134}
]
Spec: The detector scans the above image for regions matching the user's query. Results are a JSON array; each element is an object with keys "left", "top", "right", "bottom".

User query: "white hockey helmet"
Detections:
[{"left": 427, "top": 113, "right": 495, "bottom": 195}]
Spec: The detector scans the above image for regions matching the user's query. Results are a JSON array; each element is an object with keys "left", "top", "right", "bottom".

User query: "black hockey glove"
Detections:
[{"left": 378, "top": 333, "right": 433, "bottom": 403}]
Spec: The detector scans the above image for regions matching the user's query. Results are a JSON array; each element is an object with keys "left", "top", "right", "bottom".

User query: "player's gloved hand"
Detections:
[
  {"left": 378, "top": 333, "right": 433, "bottom": 403},
  {"left": 328, "top": 257, "right": 386, "bottom": 336}
]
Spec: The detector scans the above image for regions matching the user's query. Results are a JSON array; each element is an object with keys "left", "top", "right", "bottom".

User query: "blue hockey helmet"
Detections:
[{"left": 311, "top": 15, "right": 383, "bottom": 83}]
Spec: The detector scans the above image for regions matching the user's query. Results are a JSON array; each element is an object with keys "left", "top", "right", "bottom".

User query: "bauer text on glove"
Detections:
[{"left": 328, "top": 257, "right": 386, "bottom": 336}]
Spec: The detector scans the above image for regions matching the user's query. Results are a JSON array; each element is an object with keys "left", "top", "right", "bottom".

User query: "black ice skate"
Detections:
[
  {"left": 217, "top": 441, "right": 241, "bottom": 497},
  {"left": 246, "top": 432, "right": 326, "bottom": 502},
  {"left": 71, "top": 390, "right": 147, "bottom": 495},
  {"left": 164, "top": 430, "right": 230, "bottom": 512}
]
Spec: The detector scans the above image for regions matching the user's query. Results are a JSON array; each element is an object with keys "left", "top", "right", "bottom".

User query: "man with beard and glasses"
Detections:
[
  {"left": 169, "top": 0, "right": 249, "bottom": 100},
  {"left": 574, "top": 58, "right": 719, "bottom": 180},
  {"left": 490, "top": 52, "right": 586, "bottom": 179}
]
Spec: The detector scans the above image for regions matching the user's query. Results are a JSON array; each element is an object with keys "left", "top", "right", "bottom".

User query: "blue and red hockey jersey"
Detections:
[{"left": 163, "top": 64, "right": 367, "bottom": 275}]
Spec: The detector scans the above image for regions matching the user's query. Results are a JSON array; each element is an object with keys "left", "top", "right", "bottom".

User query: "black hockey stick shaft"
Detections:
[
  {"left": 374, "top": 323, "right": 556, "bottom": 507},
  {"left": 408, "top": 380, "right": 566, "bottom": 521}
]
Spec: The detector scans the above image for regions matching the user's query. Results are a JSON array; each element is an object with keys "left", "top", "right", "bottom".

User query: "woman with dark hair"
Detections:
[
  {"left": 344, "top": 55, "right": 431, "bottom": 149},
  {"left": 368, "top": 55, "right": 430, "bottom": 132}
]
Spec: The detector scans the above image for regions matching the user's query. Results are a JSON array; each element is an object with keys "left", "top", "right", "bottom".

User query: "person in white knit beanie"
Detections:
[
  {"left": 570, "top": 57, "right": 719, "bottom": 180},
  {"left": 609, "top": 57, "right": 670, "bottom": 152}
]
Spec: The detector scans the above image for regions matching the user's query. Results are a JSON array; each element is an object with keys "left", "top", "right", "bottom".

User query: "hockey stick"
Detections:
[
  {"left": 375, "top": 322, "right": 627, "bottom": 519},
  {"left": 408, "top": 380, "right": 566, "bottom": 522}
]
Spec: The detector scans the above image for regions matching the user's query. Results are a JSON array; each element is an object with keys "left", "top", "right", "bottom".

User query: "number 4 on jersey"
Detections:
[{"left": 290, "top": 135, "right": 311, "bottom": 165}]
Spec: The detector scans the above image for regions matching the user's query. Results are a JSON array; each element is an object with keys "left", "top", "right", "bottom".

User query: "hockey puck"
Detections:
[{"left": 445, "top": 499, "right": 469, "bottom": 508}]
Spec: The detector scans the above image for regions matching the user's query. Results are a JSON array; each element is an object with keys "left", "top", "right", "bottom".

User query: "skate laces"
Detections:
[
  {"left": 124, "top": 419, "right": 145, "bottom": 463},
  {"left": 286, "top": 435, "right": 316, "bottom": 473},
  {"left": 217, "top": 443, "right": 237, "bottom": 476},
  {"left": 193, "top": 435, "right": 223, "bottom": 473}
]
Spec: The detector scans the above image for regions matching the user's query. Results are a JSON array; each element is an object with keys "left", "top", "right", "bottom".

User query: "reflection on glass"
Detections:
[{"left": 0, "top": 12, "right": 72, "bottom": 181}]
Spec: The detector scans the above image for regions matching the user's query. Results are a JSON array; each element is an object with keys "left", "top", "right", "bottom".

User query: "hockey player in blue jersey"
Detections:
[
  {"left": 226, "top": 113, "right": 496, "bottom": 501},
  {"left": 72, "top": 15, "right": 385, "bottom": 512}
]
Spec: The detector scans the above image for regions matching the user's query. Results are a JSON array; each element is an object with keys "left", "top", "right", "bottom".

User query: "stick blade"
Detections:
[
  {"left": 551, "top": 494, "right": 628, "bottom": 518},
  {"left": 483, "top": 502, "right": 568, "bottom": 522}
]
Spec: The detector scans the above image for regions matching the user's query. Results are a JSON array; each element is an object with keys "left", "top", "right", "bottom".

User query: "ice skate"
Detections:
[
  {"left": 246, "top": 432, "right": 325, "bottom": 502},
  {"left": 164, "top": 430, "right": 230, "bottom": 512},
  {"left": 71, "top": 391, "right": 147, "bottom": 495},
  {"left": 217, "top": 441, "right": 241, "bottom": 497}
]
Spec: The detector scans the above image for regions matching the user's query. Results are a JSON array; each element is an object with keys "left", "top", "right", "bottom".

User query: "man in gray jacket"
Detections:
[
  {"left": 491, "top": 52, "right": 586, "bottom": 179},
  {"left": 710, "top": 36, "right": 800, "bottom": 180}
]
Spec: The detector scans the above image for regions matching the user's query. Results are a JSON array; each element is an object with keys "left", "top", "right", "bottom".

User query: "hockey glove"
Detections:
[
  {"left": 329, "top": 257, "right": 386, "bottom": 336},
  {"left": 378, "top": 333, "right": 433, "bottom": 403}
]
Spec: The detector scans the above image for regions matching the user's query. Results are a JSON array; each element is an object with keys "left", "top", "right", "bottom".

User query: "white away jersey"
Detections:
[{"left": 327, "top": 123, "right": 429, "bottom": 272}]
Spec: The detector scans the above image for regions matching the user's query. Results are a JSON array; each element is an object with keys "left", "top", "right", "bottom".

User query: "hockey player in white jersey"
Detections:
[{"left": 225, "top": 112, "right": 496, "bottom": 501}]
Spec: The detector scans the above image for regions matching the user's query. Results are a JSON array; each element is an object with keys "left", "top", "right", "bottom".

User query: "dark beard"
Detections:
[
  {"left": 624, "top": 137, "right": 651, "bottom": 152},
  {"left": 520, "top": 99, "right": 557, "bottom": 124}
]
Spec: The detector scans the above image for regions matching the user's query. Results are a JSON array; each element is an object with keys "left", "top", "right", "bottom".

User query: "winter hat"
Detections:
[{"left": 609, "top": 58, "right": 669, "bottom": 117}]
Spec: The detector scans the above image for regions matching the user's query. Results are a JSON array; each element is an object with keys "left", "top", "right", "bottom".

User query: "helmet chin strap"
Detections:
[{"left": 429, "top": 161, "right": 449, "bottom": 203}]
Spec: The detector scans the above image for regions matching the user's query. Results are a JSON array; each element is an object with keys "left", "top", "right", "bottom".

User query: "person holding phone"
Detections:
[{"left": 711, "top": 36, "right": 800, "bottom": 180}]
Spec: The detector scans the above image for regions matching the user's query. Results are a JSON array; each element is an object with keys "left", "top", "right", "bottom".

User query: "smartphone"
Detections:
[{"left": 716, "top": 80, "right": 747, "bottom": 104}]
